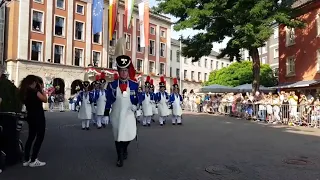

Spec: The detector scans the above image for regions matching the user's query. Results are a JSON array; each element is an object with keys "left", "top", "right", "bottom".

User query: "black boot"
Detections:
[
  {"left": 115, "top": 142, "right": 124, "bottom": 167},
  {"left": 102, "top": 124, "right": 106, "bottom": 128}
]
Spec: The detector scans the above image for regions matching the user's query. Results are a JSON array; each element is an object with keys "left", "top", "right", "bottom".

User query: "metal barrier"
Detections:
[{"left": 184, "top": 101, "right": 320, "bottom": 128}]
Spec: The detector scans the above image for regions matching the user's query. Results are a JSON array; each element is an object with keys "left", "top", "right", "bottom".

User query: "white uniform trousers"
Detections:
[
  {"left": 172, "top": 115, "right": 182, "bottom": 124},
  {"left": 91, "top": 113, "right": 97, "bottom": 124},
  {"left": 159, "top": 116, "right": 166, "bottom": 125},
  {"left": 82, "top": 120, "right": 90, "bottom": 128},
  {"left": 143, "top": 116, "right": 152, "bottom": 125},
  {"left": 96, "top": 116, "right": 109, "bottom": 127},
  {"left": 59, "top": 102, "right": 65, "bottom": 111}
]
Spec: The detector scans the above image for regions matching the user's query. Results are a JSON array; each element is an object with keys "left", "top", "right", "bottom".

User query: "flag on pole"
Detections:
[
  {"left": 138, "top": 0, "right": 149, "bottom": 47},
  {"left": 92, "top": 0, "right": 104, "bottom": 34},
  {"left": 109, "top": 0, "right": 118, "bottom": 40},
  {"left": 124, "top": 0, "right": 135, "bottom": 29}
]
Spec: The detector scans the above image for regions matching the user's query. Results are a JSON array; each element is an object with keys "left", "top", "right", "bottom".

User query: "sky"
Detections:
[{"left": 149, "top": 0, "right": 230, "bottom": 52}]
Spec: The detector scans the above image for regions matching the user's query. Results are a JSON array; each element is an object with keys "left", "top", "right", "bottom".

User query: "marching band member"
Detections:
[
  {"left": 105, "top": 55, "right": 139, "bottom": 167},
  {"left": 77, "top": 81, "right": 94, "bottom": 130},
  {"left": 169, "top": 78, "right": 183, "bottom": 125},
  {"left": 156, "top": 76, "right": 170, "bottom": 126},
  {"left": 91, "top": 76, "right": 100, "bottom": 125},
  {"left": 139, "top": 76, "right": 154, "bottom": 127},
  {"left": 94, "top": 72, "right": 109, "bottom": 129},
  {"left": 150, "top": 79, "right": 158, "bottom": 121}
]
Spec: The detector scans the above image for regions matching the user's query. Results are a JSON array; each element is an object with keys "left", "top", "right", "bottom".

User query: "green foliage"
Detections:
[
  {"left": 154, "top": 0, "right": 304, "bottom": 61},
  {"left": 0, "top": 77, "right": 22, "bottom": 112},
  {"left": 204, "top": 61, "right": 277, "bottom": 87}
]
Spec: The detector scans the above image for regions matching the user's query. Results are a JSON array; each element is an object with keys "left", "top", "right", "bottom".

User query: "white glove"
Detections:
[{"left": 131, "top": 105, "right": 137, "bottom": 112}]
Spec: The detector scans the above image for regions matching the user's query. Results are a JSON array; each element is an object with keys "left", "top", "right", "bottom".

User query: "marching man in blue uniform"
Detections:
[
  {"left": 169, "top": 78, "right": 183, "bottom": 125},
  {"left": 150, "top": 79, "right": 158, "bottom": 121},
  {"left": 105, "top": 55, "right": 139, "bottom": 167},
  {"left": 77, "top": 81, "right": 94, "bottom": 130},
  {"left": 139, "top": 76, "right": 155, "bottom": 127},
  {"left": 94, "top": 72, "right": 109, "bottom": 129},
  {"left": 91, "top": 76, "right": 100, "bottom": 125},
  {"left": 156, "top": 76, "right": 170, "bottom": 126}
]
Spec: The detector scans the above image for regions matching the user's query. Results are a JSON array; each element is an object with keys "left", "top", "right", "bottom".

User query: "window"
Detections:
[
  {"left": 149, "top": 40, "right": 155, "bottom": 55},
  {"left": 216, "top": 61, "right": 219, "bottom": 69},
  {"left": 191, "top": 71, "right": 195, "bottom": 80},
  {"left": 159, "top": 63, "right": 165, "bottom": 75},
  {"left": 198, "top": 72, "right": 201, "bottom": 81},
  {"left": 136, "top": 59, "right": 143, "bottom": 72},
  {"left": 184, "top": 70, "right": 187, "bottom": 79},
  {"left": 274, "top": 68, "right": 279, "bottom": 77},
  {"left": 160, "top": 30, "right": 166, "bottom": 38},
  {"left": 150, "top": 26, "right": 155, "bottom": 35},
  {"left": 54, "top": 16, "right": 65, "bottom": 36},
  {"left": 137, "top": 37, "right": 142, "bottom": 52},
  {"left": 125, "top": 33, "right": 131, "bottom": 50},
  {"left": 204, "top": 73, "right": 207, "bottom": 81},
  {"left": 56, "top": 0, "right": 65, "bottom": 9},
  {"left": 205, "top": 59, "right": 208, "bottom": 67},
  {"left": 286, "top": 56, "right": 295, "bottom": 75},
  {"left": 184, "top": 57, "right": 187, "bottom": 64},
  {"left": 93, "top": 32, "right": 101, "bottom": 44},
  {"left": 110, "top": 31, "right": 117, "bottom": 46},
  {"left": 53, "top": 45, "right": 64, "bottom": 64},
  {"left": 170, "top": 50, "right": 172, "bottom": 61},
  {"left": 274, "top": 27, "right": 279, "bottom": 39},
  {"left": 210, "top": 60, "right": 213, "bottom": 69},
  {"left": 31, "top": 41, "right": 42, "bottom": 61},
  {"left": 274, "top": 48, "right": 279, "bottom": 58},
  {"left": 74, "top": 48, "right": 83, "bottom": 66},
  {"left": 176, "top": 68, "right": 180, "bottom": 78},
  {"left": 34, "top": 0, "right": 43, "bottom": 3},
  {"left": 108, "top": 56, "right": 114, "bottom": 69},
  {"left": 92, "top": 51, "right": 100, "bottom": 67},
  {"left": 261, "top": 57, "right": 267, "bottom": 64},
  {"left": 170, "top": 67, "right": 172, "bottom": 77},
  {"left": 286, "top": 27, "right": 295, "bottom": 45},
  {"left": 198, "top": 60, "right": 201, "bottom": 67},
  {"left": 176, "top": 50, "right": 180, "bottom": 62},
  {"left": 160, "top": 43, "right": 166, "bottom": 57},
  {"left": 149, "top": 61, "right": 155, "bottom": 73},
  {"left": 75, "top": 21, "right": 84, "bottom": 40},
  {"left": 221, "top": 62, "right": 224, "bottom": 67},
  {"left": 262, "top": 46, "right": 267, "bottom": 54},
  {"left": 76, "top": 4, "right": 84, "bottom": 14},
  {"left": 32, "top": 10, "right": 44, "bottom": 32}
]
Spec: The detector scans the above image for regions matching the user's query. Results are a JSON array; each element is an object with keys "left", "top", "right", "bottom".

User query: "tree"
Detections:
[
  {"left": 204, "top": 61, "right": 277, "bottom": 87},
  {"left": 154, "top": 0, "right": 304, "bottom": 92}
]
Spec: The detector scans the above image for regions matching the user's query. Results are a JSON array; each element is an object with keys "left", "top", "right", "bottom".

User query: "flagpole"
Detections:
[{"left": 179, "top": 35, "right": 182, "bottom": 94}]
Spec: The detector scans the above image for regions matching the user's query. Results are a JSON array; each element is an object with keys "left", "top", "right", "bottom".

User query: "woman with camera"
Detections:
[{"left": 19, "top": 75, "right": 47, "bottom": 167}]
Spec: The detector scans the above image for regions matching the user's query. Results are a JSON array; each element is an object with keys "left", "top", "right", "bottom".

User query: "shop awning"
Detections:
[{"left": 274, "top": 80, "right": 320, "bottom": 89}]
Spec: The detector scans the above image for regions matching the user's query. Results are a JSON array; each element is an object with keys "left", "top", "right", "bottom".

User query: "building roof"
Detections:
[{"left": 291, "top": 0, "right": 315, "bottom": 8}]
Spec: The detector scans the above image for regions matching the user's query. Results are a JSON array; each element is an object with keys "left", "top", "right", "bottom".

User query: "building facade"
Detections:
[
  {"left": 4, "top": 0, "right": 172, "bottom": 97},
  {"left": 170, "top": 38, "right": 232, "bottom": 92},
  {"left": 278, "top": 0, "right": 320, "bottom": 87}
]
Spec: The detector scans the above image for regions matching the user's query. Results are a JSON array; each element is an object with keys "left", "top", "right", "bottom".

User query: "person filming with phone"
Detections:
[{"left": 19, "top": 75, "right": 48, "bottom": 167}]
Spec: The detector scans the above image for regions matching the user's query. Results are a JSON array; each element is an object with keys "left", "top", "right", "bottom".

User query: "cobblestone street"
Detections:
[{"left": 1, "top": 111, "right": 320, "bottom": 180}]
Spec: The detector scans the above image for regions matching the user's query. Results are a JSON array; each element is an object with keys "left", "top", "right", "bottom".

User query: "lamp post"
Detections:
[{"left": 179, "top": 34, "right": 182, "bottom": 94}]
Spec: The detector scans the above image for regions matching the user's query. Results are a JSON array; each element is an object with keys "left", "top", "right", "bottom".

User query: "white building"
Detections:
[{"left": 170, "top": 38, "right": 232, "bottom": 92}]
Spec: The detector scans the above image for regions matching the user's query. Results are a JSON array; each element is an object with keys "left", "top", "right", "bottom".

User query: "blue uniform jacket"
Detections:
[
  {"left": 106, "top": 79, "right": 139, "bottom": 109},
  {"left": 76, "top": 91, "right": 94, "bottom": 105},
  {"left": 169, "top": 93, "right": 183, "bottom": 105},
  {"left": 138, "top": 92, "right": 155, "bottom": 105},
  {"left": 93, "top": 89, "right": 108, "bottom": 103},
  {"left": 155, "top": 91, "right": 169, "bottom": 102}
]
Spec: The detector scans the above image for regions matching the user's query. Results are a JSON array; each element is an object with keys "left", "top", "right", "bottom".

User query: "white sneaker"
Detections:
[
  {"left": 29, "top": 159, "right": 46, "bottom": 167},
  {"left": 23, "top": 160, "right": 31, "bottom": 167}
]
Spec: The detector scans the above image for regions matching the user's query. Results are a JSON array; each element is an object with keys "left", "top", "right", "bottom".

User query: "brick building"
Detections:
[
  {"left": 278, "top": 0, "right": 320, "bottom": 90},
  {"left": 4, "top": 0, "right": 172, "bottom": 97}
]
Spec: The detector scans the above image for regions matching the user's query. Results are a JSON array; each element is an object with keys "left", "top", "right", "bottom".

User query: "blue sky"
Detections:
[{"left": 149, "top": 0, "right": 229, "bottom": 52}]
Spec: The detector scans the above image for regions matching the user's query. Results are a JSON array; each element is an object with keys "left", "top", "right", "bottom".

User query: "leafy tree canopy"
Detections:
[
  {"left": 154, "top": 0, "right": 304, "bottom": 61},
  {"left": 204, "top": 61, "right": 277, "bottom": 87}
]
